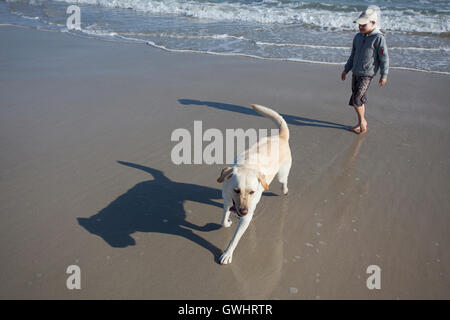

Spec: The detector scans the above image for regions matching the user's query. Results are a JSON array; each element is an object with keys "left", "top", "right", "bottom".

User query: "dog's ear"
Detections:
[
  {"left": 257, "top": 172, "right": 269, "bottom": 190},
  {"left": 217, "top": 166, "right": 233, "bottom": 183}
]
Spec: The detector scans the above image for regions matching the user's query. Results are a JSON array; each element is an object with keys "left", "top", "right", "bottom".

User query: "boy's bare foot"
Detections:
[
  {"left": 349, "top": 121, "right": 367, "bottom": 134},
  {"left": 349, "top": 125, "right": 361, "bottom": 134}
]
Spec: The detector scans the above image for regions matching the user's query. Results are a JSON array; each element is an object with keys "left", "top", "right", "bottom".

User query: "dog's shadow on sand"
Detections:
[
  {"left": 178, "top": 99, "right": 350, "bottom": 130},
  {"left": 78, "top": 161, "right": 226, "bottom": 262}
]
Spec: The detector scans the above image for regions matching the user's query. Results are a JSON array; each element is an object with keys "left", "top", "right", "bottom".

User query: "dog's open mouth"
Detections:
[{"left": 230, "top": 199, "right": 243, "bottom": 218}]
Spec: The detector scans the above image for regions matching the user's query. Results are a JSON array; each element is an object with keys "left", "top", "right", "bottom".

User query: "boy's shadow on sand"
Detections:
[
  {"left": 78, "top": 161, "right": 226, "bottom": 261},
  {"left": 178, "top": 99, "right": 350, "bottom": 130}
]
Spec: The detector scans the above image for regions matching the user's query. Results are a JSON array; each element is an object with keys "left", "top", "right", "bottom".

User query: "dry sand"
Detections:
[{"left": 0, "top": 25, "right": 449, "bottom": 299}]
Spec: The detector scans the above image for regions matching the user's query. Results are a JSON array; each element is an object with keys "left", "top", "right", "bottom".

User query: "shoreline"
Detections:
[{"left": 2, "top": 23, "right": 449, "bottom": 76}]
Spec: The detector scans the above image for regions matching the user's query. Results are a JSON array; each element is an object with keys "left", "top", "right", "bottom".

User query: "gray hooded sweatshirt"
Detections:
[{"left": 344, "top": 29, "right": 389, "bottom": 79}]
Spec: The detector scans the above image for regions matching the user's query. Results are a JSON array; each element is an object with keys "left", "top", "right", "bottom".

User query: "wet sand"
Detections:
[{"left": 0, "top": 25, "right": 449, "bottom": 299}]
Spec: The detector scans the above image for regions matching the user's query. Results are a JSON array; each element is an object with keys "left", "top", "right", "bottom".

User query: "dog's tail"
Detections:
[{"left": 251, "top": 104, "right": 289, "bottom": 141}]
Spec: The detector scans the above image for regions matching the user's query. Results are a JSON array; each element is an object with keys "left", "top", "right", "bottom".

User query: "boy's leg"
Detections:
[
  {"left": 349, "top": 76, "right": 371, "bottom": 134},
  {"left": 351, "top": 104, "right": 367, "bottom": 133}
]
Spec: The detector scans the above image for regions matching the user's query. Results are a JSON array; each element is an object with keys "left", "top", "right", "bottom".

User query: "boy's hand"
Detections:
[
  {"left": 379, "top": 78, "right": 387, "bottom": 86},
  {"left": 341, "top": 71, "right": 347, "bottom": 81}
]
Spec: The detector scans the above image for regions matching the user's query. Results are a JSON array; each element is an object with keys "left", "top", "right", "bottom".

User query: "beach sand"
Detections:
[{"left": 0, "top": 25, "right": 449, "bottom": 299}]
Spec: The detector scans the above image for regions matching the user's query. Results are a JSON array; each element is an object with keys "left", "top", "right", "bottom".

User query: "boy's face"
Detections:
[{"left": 359, "top": 21, "right": 375, "bottom": 34}]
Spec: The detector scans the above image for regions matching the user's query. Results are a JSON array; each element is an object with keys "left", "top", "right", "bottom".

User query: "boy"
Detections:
[{"left": 341, "top": 7, "right": 389, "bottom": 134}]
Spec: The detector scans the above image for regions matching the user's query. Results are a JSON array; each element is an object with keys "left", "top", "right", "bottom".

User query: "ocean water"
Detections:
[{"left": 1, "top": 0, "right": 449, "bottom": 74}]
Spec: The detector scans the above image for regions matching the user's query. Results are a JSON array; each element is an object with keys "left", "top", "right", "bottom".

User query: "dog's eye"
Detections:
[
  {"left": 234, "top": 188, "right": 240, "bottom": 193},
  {"left": 249, "top": 191, "right": 255, "bottom": 195}
]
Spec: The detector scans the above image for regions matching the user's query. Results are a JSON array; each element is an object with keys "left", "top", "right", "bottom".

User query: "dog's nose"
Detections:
[{"left": 239, "top": 208, "right": 248, "bottom": 215}]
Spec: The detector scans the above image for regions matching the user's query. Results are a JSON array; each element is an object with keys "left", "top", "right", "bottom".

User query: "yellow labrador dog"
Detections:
[{"left": 217, "top": 104, "right": 291, "bottom": 264}]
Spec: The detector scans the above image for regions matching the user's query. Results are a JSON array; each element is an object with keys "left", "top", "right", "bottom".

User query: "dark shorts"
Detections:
[{"left": 349, "top": 75, "right": 373, "bottom": 107}]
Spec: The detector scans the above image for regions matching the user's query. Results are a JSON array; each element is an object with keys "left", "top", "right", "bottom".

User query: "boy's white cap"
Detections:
[{"left": 354, "top": 8, "right": 378, "bottom": 24}]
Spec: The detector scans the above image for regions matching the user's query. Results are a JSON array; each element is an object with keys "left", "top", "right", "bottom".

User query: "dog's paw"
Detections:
[
  {"left": 282, "top": 186, "right": 289, "bottom": 195},
  {"left": 219, "top": 250, "right": 233, "bottom": 264},
  {"left": 222, "top": 218, "right": 232, "bottom": 228}
]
